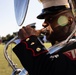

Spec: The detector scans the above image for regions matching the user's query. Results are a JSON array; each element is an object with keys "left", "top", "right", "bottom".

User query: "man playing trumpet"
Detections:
[{"left": 13, "top": 0, "right": 76, "bottom": 75}]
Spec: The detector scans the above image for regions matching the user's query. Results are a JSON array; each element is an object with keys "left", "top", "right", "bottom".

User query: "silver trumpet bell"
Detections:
[{"left": 14, "top": 0, "right": 30, "bottom": 26}]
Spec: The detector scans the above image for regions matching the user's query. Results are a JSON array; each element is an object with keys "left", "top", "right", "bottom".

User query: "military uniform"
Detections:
[
  {"left": 13, "top": 35, "right": 76, "bottom": 75},
  {"left": 13, "top": 0, "right": 76, "bottom": 75}
]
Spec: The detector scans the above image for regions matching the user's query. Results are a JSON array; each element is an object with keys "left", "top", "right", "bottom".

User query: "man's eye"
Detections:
[{"left": 57, "top": 16, "right": 68, "bottom": 26}]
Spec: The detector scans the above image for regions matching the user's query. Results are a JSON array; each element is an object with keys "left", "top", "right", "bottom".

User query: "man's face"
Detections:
[{"left": 42, "top": 10, "right": 74, "bottom": 43}]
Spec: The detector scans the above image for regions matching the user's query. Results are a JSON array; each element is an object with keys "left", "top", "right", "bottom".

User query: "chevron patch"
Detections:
[{"left": 63, "top": 49, "right": 76, "bottom": 60}]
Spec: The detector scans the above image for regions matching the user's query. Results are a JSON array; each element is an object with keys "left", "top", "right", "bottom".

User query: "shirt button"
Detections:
[
  {"left": 31, "top": 42, "right": 35, "bottom": 45},
  {"left": 26, "top": 38, "right": 30, "bottom": 41},
  {"left": 36, "top": 47, "right": 41, "bottom": 52}
]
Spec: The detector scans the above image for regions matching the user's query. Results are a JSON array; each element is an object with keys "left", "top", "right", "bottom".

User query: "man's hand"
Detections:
[{"left": 18, "top": 25, "right": 41, "bottom": 39}]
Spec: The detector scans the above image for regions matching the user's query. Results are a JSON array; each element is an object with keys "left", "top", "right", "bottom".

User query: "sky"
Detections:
[{"left": 0, "top": 0, "right": 44, "bottom": 37}]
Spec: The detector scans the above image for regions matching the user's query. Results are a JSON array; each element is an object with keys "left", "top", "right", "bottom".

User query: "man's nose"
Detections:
[{"left": 42, "top": 22, "right": 48, "bottom": 28}]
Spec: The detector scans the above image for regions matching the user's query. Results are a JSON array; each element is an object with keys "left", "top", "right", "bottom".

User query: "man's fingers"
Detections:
[{"left": 18, "top": 28, "right": 28, "bottom": 39}]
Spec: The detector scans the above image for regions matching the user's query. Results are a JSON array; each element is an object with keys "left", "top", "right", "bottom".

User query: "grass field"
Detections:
[{"left": 0, "top": 43, "right": 51, "bottom": 75}]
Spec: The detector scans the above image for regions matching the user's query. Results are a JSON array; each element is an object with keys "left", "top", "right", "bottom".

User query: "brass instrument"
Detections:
[
  {"left": 3, "top": 0, "right": 76, "bottom": 75},
  {"left": 4, "top": 35, "right": 29, "bottom": 75},
  {"left": 4, "top": 0, "right": 30, "bottom": 75},
  {"left": 3, "top": 25, "right": 76, "bottom": 75}
]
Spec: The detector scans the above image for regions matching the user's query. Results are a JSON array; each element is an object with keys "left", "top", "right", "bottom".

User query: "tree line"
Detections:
[{"left": 1, "top": 32, "right": 17, "bottom": 44}]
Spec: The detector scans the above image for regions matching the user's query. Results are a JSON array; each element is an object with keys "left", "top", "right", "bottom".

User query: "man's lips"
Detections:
[{"left": 40, "top": 27, "right": 52, "bottom": 35}]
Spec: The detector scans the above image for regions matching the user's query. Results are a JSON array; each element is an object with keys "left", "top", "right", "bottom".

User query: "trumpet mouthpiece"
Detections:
[{"left": 36, "top": 28, "right": 48, "bottom": 36}]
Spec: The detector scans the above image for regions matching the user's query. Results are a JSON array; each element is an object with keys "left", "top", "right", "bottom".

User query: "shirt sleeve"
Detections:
[{"left": 13, "top": 35, "right": 76, "bottom": 75}]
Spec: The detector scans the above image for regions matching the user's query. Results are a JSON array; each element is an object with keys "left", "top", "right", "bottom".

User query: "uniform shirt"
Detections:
[{"left": 13, "top": 35, "right": 76, "bottom": 75}]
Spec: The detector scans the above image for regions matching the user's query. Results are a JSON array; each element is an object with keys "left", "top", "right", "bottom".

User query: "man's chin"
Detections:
[
  {"left": 46, "top": 34, "right": 68, "bottom": 43},
  {"left": 55, "top": 35, "right": 69, "bottom": 42}
]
